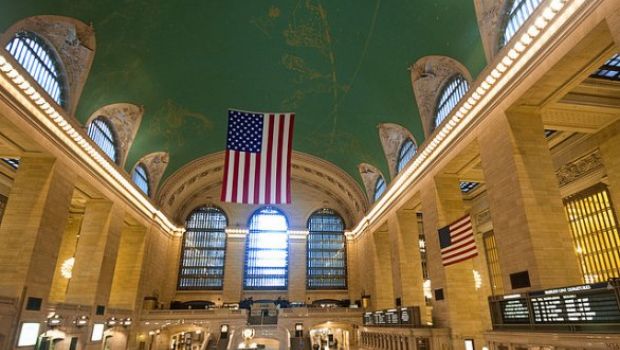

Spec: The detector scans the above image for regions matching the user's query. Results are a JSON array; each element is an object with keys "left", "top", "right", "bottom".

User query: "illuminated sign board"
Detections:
[
  {"left": 492, "top": 282, "right": 620, "bottom": 327},
  {"left": 362, "top": 307, "right": 421, "bottom": 327}
]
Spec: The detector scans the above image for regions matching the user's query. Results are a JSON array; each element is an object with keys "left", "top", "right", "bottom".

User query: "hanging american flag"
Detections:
[
  {"left": 221, "top": 109, "right": 295, "bottom": 204},
  {"left": 438, "top": 215, "right": 478, "bottom": 266}
]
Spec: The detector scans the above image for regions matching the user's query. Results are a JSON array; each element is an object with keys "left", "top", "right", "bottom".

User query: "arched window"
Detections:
[
  {"left": 131, "top": 163, "right": 149, "bottom": 195},
  {"left": 5, "top": 31, "right": 66, "bottom": 106},
  {"left": 307, "top": 209, "right": 347, "bottom": 289},
  {"left": 373, "top": 176, "right": 386, "bottom": 202},
  {"left": 87, "top": 117, "right": 118, "bottom": 163},
  {"left": 591, "top": 53, "right": 620, "bottom": 81},
  {"left": 396, "top": 138, "right": 417, "bottom": 174},
  {"left": 244, "top": 207, "right": 288, "bottom": 289},
  {"left": 178, "top": 207, "right": 227, "bottom": 290},
  {"left": 434, "top": 74, "right": 469, "bottom": 129},
  {"left": 502, "top": 0, "right": 543, "bottom": 47}
]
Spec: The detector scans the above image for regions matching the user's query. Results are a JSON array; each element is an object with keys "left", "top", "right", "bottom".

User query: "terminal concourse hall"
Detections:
[{"left": 1, "top": 1, "right": 620, "bottom": 350}]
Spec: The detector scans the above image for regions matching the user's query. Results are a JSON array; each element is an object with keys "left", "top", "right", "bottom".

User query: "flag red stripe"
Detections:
[
  {"left": 443, "top": 249, "right": 478, "bottom": 266},
  {"left": 221, "top": 150, "right": 231, "bottom": 201},
  {"left": 231, "top": 151, "right": 240, "bottom": 202},
  {"left": 275, "top": 114, "right": 284, "bottom": 203},
  {"left": 254, "top": 153, "right": 261, "bottom": 204},
  {"left": 243, "top": 152, "right": 251, "bottom": 203},
  {"left": 264, "top": 114, "right": 275, "bottom": 204},
  {"left": 286, "top": 114, "right": 295, "bottom": 203}
]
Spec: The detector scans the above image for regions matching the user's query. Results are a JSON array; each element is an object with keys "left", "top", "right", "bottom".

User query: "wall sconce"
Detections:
[
  {"left": 106, "top": 316, "right": 118, "bottom": 327},
  {"left": 74, "top": 315, "right": 89, "bottom": 328},
  {"left": 47, "top": 314, "right": 63, "bottom": 328},
  {"left": 122, "top": 318, "right": 132, "bottom": 327},
  {"left": 220, "top": 324, "right": 229, "bottom": 333}
]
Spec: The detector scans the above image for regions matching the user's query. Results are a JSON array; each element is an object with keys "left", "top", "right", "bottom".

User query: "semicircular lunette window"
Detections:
[
  {"left": 5, "top": 31, "right": 66, "bottom": 106},
  {"left": 502, "top": 0, "right": 543, "bottom": 47},
  {"left": 434, "top": 75, "right": 469, "bottom": 130},
  {"left": 307, "top": 209, "right": 347, "bottom": 289},
  {"left": 244, "top": 207, "right": 289, "bottom": 289},
  {"left": 396, "top": 138, "right": 417, "bottom": 174},
  {"left": 87, "top": 117, "right": 118, "bottom": 163},
  {"left": 373, "top": 176, "right": 386, "bottom": 202},
  {"left": 178, "top": 207, "right": 227, "bottom": 290},
  {"left": 131, "top": 163, "right": 150, "bottom": 195}
]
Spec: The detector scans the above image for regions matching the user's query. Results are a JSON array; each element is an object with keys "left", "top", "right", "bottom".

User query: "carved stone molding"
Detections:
[
  {"left": 86, "top": 103, "right": 144, "bottom": 167},
  {"left": 556, "top": 150, "right": 604, "bottom": 187},
  {"left": 133, "top": 152, "right": 169, "bottom": 198},
  {"left": 358, "top": 163, "right": 384, "bottom": 203},
  {"left": 410, "top": 56, "right": 473, "bottom": 138},
  {"left": 1, "top": 16, "right": 96, "bottom": 116},
  {"left": 473, "top": 0, "right": 510, "bottom": 62},
  {"left": 157, "top": 151, "right": 367, "bottom": 228},
  {"left": 377, "top": 123, "right": 417, "bottom": 178}
]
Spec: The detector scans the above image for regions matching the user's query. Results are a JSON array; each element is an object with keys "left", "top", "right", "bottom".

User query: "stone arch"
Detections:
[
  {"left": 357, "top": 163, "right": 386, "bottom": 203},
  {"left": 157, "top": 151, "right": 367, "bottom": 229},
  {"left": 131, "top": 152, "right": 169, "bottom": 198},
  {"left": 473, "top": 0, "right": 512, "bottom": 62},
  {"left": 410, "top": 56, "right": 473, "bottom": 138},
  {"left": 86, "top": 103, "right": 144, "bottom": 167},
  {"left": 1, "top": 15, "right": 96, "bottom": 116},
  {"left": 377, "top": 123, "right": 417, "bottom": 179}
]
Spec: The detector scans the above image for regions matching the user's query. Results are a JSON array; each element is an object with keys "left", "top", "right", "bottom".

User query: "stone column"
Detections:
[
  {"left": 49, "top": 212, "right": 83, "bottom": 303},
  {"left": 599, "top": 121, "right": 620, "bottom": 220},
  {"left": 387, "top": 210, "right": 427, "bottom": 318},
  {"left": 288, "top": 233, "right": 306, "bottom": 302},
  {"left": 65, "top": 200, "right": 124, "bottom": 307},
  {"left": 371, "top": 227, "right": 395, "bottom": 309},
  {"left": 222, "top": 233, "right": 245, "bottom": 303},
  {"left": 0, "top": 157, "right": 74, "bottom": 347},
  {"left": 109, "top": 223, "right": 147, "bottom": 310},
  {"left": 0, "top": 157, "right": 74, "bottom": 299},
  {"left": 478, "top": 110, "right": 581, "bottom": 290},
  {"left": 420, "top": 174, "right": 489, "bottom": 349}
]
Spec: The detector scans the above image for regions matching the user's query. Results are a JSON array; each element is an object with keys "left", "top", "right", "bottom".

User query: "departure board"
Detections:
[
  {"left": 362, "top": 307, "right": 421, "bottom": 327},
  {"left": 499, "top": 298, "right": 530, "bottom": 324},
  {"left": 492, "top": 282, "right": 620, "bottom": 326},
  {"left": 385, "top": 309, "right": 399, "bottom": 325}
]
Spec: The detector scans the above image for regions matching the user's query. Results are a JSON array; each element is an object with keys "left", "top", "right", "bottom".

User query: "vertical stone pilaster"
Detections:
[
  {"left": 479, "top": 111, "right": 581, "bottom": 290},
  {"left": 65, "top": 200, "right": 124, "bottom": 306},
  {"left": 420, "top": 174, "right": 489, "bottom": 348},
  {"left": 109, "top": 224, "right": 147, "bottom": 310},
  {"left": 288, "top": 234, "right": 306, "bottom": 302},
  {"left": 222, "top": 234, "right": 244, "bottom": 303},
  {"left": 371, "top": 228, "right": 395, "bottom": 309},
  {"left": 387, "top": 210, "right": 428, "bottom": 321},
  {"left": 0, "top": 156, "right": 74, "bottom": 300},
  {"left": 599, "top": 122, "right": 620, "bottom": 220},
  {"left": 49, "top": 212, "right": 83, "bottom": 303}
]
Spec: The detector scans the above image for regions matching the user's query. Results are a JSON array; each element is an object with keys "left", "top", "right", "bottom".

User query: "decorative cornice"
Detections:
[{"left": 556, "top": 150, "right": 603, "bottom": 186}]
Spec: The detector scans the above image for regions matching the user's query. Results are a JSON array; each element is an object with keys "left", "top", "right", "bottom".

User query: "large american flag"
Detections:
[
  {"left": 438, "top": 215, "right": 478, "bottom": 266},
  {"left": 221, "top": 109, "right": 295, "bottom": 204}
]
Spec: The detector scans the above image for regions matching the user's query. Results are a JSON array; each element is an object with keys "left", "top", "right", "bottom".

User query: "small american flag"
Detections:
[
  {"left": 221, "top": 109, "right": 295, "bottom": 204},
  {"left": 438, "top": 215, "right": 478, "bottom": 266}
]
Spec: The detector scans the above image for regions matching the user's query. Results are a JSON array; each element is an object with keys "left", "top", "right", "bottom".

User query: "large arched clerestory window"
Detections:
[
  {"left": 307, "top": 209, "right": 347, "bottom": 289},
  {"left": 396, "top": 138, "right": 417, "bottom": 174},
  {"left": 373, "top": 176, "right": 386, "bottom": 202},
  {"left": 5, "top": 31, "right": 66, "bottom": 107},
  {"left": 244, "top": 207, "right": 289, "bottom": 289},
  {"left": 178, "top": 207, "right": 227, "bottom": 290},
  {"left": 434, "top": 74, "right": 469, "bottom": 130},
  {"left": 87, "top": 116, "right": 118, "bottom": 163},
  {"left": 131, "top": 163, "right": 150, "bottom": 196},
  {"left": 501, "top": 0, "right": 543, "bottom": 47}
]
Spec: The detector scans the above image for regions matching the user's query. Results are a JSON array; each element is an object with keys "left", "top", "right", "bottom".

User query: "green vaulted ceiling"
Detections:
[{"left": 0, "top": 0, "right": 486, "bottom": 186}]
